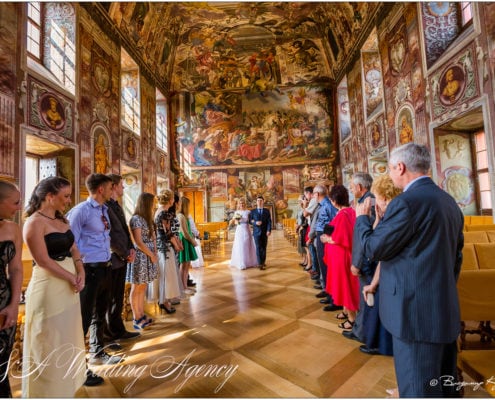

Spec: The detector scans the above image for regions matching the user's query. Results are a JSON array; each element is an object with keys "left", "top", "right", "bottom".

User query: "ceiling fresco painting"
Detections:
[{"left": 106, "top": 2, "right": 382, "bottom": 92}]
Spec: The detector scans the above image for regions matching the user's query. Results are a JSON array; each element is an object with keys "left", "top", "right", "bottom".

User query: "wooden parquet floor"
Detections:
[{"left": 10, "top": 230, "right": 489, "bottom": 398}]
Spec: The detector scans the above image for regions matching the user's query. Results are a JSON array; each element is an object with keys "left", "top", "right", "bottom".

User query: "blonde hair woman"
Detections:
[
  {"left": 360, "top": 174, "right": 402, "bottom": 361},
  {"left": 154, "top": 189, "right": 181, "bottom": 313}
]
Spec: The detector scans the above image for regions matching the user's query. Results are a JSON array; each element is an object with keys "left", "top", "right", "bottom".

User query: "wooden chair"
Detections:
[{"left": 457, "top": 269, "right": 495, "bottom": 396}]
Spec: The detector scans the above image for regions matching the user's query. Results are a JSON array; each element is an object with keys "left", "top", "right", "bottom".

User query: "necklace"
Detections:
[{"left": 38, "top": 211, "right": 57, "bottom": 220}]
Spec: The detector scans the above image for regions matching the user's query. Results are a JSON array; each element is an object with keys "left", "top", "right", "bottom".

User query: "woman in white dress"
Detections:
[{"left": 230, "top": 198, "right": 258, "bottom": 269}]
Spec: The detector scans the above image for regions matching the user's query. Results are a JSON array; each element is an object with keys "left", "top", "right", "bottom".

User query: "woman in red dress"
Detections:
[{"left": 321, "top": 184, "right": 358, "bottom": 330}]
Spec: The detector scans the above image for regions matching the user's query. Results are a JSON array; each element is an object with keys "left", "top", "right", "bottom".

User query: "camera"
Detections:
[{"left": 370, "top": 198, "right": 376, "bottom": 207}]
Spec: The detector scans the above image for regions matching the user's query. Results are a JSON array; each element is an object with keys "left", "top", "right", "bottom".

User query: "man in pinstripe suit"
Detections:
[{"left": 354, "top": 143, "right": 464, "bottom": 397}]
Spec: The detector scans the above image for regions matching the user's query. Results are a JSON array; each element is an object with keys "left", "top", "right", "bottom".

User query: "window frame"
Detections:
[{"left": 472, "top": 130, "right": 492, "bottom": 215}]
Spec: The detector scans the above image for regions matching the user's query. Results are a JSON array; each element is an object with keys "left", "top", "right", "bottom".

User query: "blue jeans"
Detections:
[{"left": 315, "top": 232, "right": 328, "bottom": 293}]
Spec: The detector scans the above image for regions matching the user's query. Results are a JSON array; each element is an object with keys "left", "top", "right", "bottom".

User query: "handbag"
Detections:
[{"left": 170, "top": 235, "right": 184, "bottom": 252}]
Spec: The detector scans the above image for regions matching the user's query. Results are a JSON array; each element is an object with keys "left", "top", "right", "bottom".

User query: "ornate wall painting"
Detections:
[
  {"left": 241, "top": 170, "right": 271, "bottom": 204},
  {"left": 367, "top": 114, "right": 386, "bottom": 151},
  {"left": 435, "top": 132, "right": 476, "bottom": 214},
  {"left": 484, "top": 3, "right": 495, "bottom": 102},
  {"left": 388, "top": 18, "right": 408, "bottom": 77},
  {"left": 338, "top": 77, "right": 351, "bottom": 143},
  {"left": 92, "top": 125, "right": 110, "bottom": 174},
  {"left": 209, "top": 171, "right": 228, "bottom": 199},
  {"left": 396, "top": 104, "right": 415, "bottom": 145},
  {"left": 92, "top": 59, "right": 112, "bottom": 97},
  {"left": 368, "top": 147, "right": 389, "bottom": 179},
  {"left": 429, "top": 46, "right": 479, "bottom": 119},
  {"left": 0, "top": 2, "right": 17, "bottom": 97},
  {"left": 411, "top": 62, "right": 425, "bottom": 109},
  {"left": 422, "top": 2, "right": 460, "bottom": 68},
  {"left": 393, "top": 76, "right": 412, "bottom": 111},
  {"left": 279, "top": 38, "right": 332, "bottom": 85},
  {"left": 27, "top": 76, "right": 74, "bottom": 140},
  {"left": 342, "top": 163, "right": 355, "bottom": 201},
  {"left": 186, "top": 86, "right": 332, "bottom": 168},
  {"left": 282, "top": 168, "right": 300, "bottom": 196},
  {"left": 361, "top": 51, "right": 383, "bottom": 121},
  {"left": 439, "top": 65, "right": 466, "bottom": 106},
  {"left": 121, "top": 129, "right": 140, "bottom": 166},
  {"left": 39, "top": 94, "right": 66, "bottom": 131},
  {"left": 157, "top": 151, "right": 167, "bottom": 175}
]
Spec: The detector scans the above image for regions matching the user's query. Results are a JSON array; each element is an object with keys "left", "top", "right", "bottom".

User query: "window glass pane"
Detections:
[
  {"left": 480, "top": 191, "right": 492, "bottom": 210},
  {"left": 25, "top": 157, "right": 38, "bottom": 207},
  {"left": 475, "top": 131, "right": 486, "bottom": 151},
  {"left": 478, "top": 172, "right": 490, "bottom": 191},
  {"left": 476, "top": 150, "right": 488, "bottom": 170},
  {"left": 28, "top": 2, "right": 41, "bottom": 22},
  {"left": 461, "top": 2, "right": 472, "bottom": 25}
]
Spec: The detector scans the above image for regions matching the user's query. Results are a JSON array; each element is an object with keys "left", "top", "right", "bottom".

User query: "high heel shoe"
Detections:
[
  {"left": 158, "top": 302, "right": 176, "bottom": 314},
  {"left": 133, "top": 315, "right": 146, "bottom": 330}
]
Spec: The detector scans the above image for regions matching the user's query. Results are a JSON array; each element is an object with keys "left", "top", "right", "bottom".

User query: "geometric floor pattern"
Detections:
[{"left": 10, "top": 230, "right": 488, "bottom": 398}]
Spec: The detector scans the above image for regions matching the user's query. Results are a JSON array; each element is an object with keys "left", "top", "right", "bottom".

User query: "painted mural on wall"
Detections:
[
  {"left": 28, "top": 76, "right": 74, "bottom": 140},
  {"left": 396, "top": 104, "right": 415, "bottom": 145},
  {"left": 367, "top": 114, "right": 386, "bottom": 151},
  {"left": 93, "top": 126, "right": 110, "bottom": 174},
  {"left": 337, "top": 77, "right": 351, "bottom": 143},
  {"left": 422, "top": 2, "right": 460, "bottom": 68},
  {"left": 0, "top": 3, "right": 17, "bottom": 178},
  {"left": 435, "top": 132, "right": 476, "bottom": 214},
  {"left": 0, "top": 2, "right": 17, "bottom": 97},
  {"left": 140, "top": 77, "right": 156, "bottom": 193},
  {"left": 362, "top": 51, "right": 384, "bottom": 121},
  {"left": 79, "top": 16, "right": 120, "bottom": 182},
  {"left": 368, "top": 147, "right": 389, "bottom": 179},
  {"left": 178, "top": 86, "right": 333, "bottom": 168},
  {"left": 484, "top": 3, "right": 495, "bottom": 104},
  {"left": 429, "top": 46, "right": 479, "bottom": 119}
]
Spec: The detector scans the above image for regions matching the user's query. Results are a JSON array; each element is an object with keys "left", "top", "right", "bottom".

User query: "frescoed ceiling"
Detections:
[{"left": 89, "top": 2, "right": 385, "bottom": 93}]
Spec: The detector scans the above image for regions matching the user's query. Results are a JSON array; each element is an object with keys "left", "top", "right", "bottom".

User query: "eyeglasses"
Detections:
[{"left": 101, "top": 209, "right": 109, "bottom": 231}]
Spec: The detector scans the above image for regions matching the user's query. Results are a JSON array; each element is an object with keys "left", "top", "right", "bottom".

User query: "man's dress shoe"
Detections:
[
  {"left": 323, "top": 304, "right": 343, "bottom": 311},
  {"left": 342, "top": 330, "right": 361, "bottom": 342},
  {"left": 359, "top": 345, "right": 380, "bottom": 355}
]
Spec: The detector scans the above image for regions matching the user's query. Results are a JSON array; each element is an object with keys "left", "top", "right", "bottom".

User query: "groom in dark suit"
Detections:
[
  {"left": 249, "top": 195, "right": 272, "bottom": 270},
  {"left": 354, "top": 143, "right": 464, "bottom": 397}
]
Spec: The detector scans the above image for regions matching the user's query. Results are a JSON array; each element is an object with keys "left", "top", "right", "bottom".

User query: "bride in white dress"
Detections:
[{"left": 230, "top": 198, "right": 258, "bottom": 269}]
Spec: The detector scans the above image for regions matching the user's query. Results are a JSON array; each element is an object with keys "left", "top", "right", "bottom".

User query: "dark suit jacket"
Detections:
[
  {"left": 355, "top": 177, "right": 464, "bottom": 343},
  {"left": 351, "top": 190, "right": 376, "bottom": 277},
  {"left": 249, "top": 208, "right": 272, "bottom": 237},
  {"left": 106, "top": 199, "right": 134, "bottom": 269}
]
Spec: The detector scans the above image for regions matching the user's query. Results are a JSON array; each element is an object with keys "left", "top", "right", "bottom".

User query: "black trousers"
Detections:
[
  {"left": 79, "top": 264, "right": 111, "bottom": 354},
  {"left": 105, "top": 266, "right": 127, "bottom": 338},
  {"left": 254, "top": 234, "right": 268, "bottom": 265}
]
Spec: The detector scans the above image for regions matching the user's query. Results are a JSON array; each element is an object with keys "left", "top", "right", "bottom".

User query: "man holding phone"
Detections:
[{"left": 343, "top": 172, "right": 376, "bottom": 343}]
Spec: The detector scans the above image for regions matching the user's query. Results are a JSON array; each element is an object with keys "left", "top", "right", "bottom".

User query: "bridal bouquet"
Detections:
[{"left": 233, "top": 211, "right": 242, "bottom": 221}]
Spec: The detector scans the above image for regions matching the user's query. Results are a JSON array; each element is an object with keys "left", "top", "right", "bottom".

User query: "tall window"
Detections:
[
  {"left": 121, "top": 49, "right": 140, "bottom": 135},
  {"left": 156, "top": 90, "right": 168, "bottom": 152},
  {"left": 474, "top": 131, "right": 492, "bottom": 214},
  {"left": 27, "top": 2, "right": 41, "bottom": 59},
  {"left": 26, "top": 2, "right": 76, "bottom": 94}
]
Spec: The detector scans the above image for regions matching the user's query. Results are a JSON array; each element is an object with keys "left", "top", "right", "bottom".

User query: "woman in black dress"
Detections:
[{"left": 0, "top": 180, "right": 23, "bottom": 398}]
